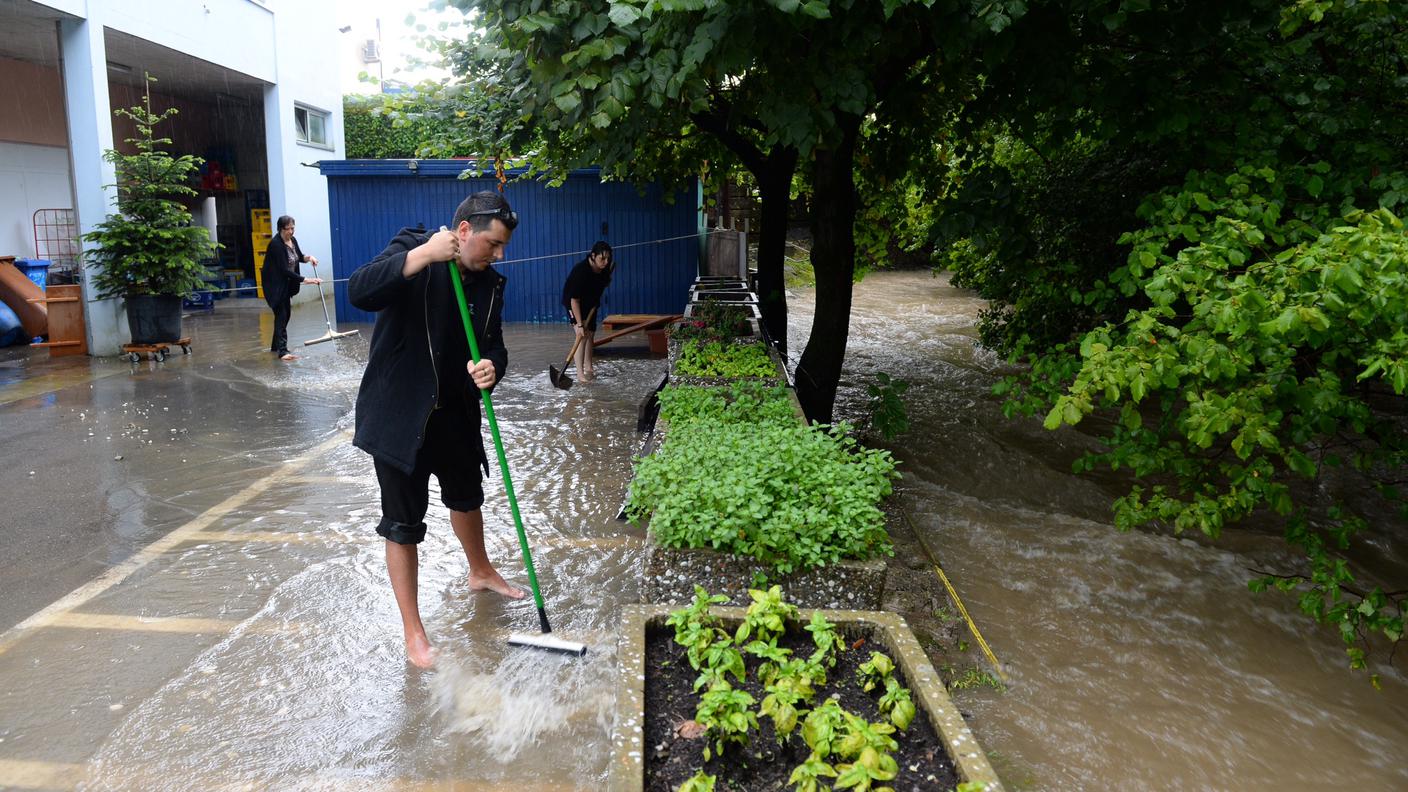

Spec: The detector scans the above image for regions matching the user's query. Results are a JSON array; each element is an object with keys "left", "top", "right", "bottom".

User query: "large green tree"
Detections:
[{"left": 440, "top": 0, "right": 995, "bottom": 422}]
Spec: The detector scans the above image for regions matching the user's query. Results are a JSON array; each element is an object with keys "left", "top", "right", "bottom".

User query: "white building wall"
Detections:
[
  {"left": 0, "top": 143, "right": 72, "bottom": 260},
  {"left": 264, "top": 0, "right": 343, "bottom": 304}
]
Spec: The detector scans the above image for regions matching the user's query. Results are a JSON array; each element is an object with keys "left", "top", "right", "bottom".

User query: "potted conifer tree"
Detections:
[{"left": 83, "top": 74, "right": 216, "bottom": 345}]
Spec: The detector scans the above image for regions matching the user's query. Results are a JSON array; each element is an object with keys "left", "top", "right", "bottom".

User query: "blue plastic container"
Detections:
[
  {"left": 234, "top": 278, "right": 257, "bottom": 297},
  {"left": 15, "top": 259, "right": 49, "bottom": 291},
  {"left": 182, "top": 291, "right": 215, "bottom": 310},
  {"left": 0, "top": 300, "right": 25, "bottom": 347}
]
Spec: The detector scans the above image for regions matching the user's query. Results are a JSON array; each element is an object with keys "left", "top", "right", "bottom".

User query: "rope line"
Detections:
[
  {"left": 176, "top": 229, "right": 723, "bottom": 297},
  {"left": 897, "top": 500, "right": 1009, "bottom": 684}
]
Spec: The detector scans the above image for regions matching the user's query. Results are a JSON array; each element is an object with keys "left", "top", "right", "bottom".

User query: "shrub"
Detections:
[
  {"left": 657, "top": 382, "right": 798, "bottom": 428},
  {"left": 627, "top": 422, "right": 898, "bottom": 573},
  {"left": 676, "top": 340, "right": 777, "bottom": 379}
]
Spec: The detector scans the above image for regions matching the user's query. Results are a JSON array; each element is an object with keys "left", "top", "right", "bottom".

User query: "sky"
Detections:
[{"left": 335, "top": 0, "right": 472, "bottom": 93}]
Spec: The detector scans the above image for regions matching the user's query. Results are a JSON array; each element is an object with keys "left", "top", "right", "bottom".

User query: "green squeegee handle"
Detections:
[{"left": 448, "top": 259, "right": 551, "bottom": 634}]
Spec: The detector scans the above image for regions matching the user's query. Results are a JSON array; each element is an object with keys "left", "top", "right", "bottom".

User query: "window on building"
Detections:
[{"left": 294, "top": 104, "right": 331, "bottom": 149}]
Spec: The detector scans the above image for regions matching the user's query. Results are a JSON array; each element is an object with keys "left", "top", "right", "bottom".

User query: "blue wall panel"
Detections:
[{"left": 320, "top": 161, "right": 700, "bottom": 325}]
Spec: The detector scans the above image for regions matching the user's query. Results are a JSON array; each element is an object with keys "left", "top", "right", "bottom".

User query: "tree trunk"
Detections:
[
  {"left": 796, "top": 119, "right": 861, "bottom": 424},
  {"left": 754, "top": 147, "right": 797, "bottom": 352}
]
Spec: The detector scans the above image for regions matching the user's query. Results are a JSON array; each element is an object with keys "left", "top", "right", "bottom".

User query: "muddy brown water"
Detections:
[{"left": 788, "top": 270, "right": 1408, "bottom": 790}]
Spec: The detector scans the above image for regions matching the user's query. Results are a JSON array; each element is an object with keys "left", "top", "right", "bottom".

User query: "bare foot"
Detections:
[
  {"left": 469, "top": 569, "right": 527, "bottom": 599},
  {"left": 280, "top": 353, "right": 298, "bottom": 361},
  {"left": 580, "top": 371, "right": 595, "bottom": 383},
  {"left": 405, "top": 632, "right": 436, "bottom": 668}
]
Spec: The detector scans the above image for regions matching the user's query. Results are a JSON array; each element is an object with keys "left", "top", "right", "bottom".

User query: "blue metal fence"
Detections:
[{"left": 319, "top": 160, "right": 702, "bottom": 324}]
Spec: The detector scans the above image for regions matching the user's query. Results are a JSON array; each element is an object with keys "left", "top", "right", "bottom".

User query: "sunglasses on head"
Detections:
[{"left": 466, "top": 206, "right": 519, "bottom": 230}]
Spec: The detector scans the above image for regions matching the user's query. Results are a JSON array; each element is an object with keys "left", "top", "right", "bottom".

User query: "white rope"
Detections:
[{"left": 188, "top": 228, "right": 730, "bottom": 294}]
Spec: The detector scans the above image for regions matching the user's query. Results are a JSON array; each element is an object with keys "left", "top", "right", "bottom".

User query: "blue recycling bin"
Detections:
[{"left": 15, "top": 259, "right": 49, "bottom": 291}]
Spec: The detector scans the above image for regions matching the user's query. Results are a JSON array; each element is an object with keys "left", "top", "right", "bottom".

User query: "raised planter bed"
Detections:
[
  {"left": 608, "top": 605, "right": 1004, "bottom": 792},
  {"left": 688, "top": 288, "right": 757, "bottom": 303},
  {"left": 667, "top": 337, "right": 788, "bottom": 388},
  {"left": 684, "top": 301, "right": 762, "bottom": 320}
]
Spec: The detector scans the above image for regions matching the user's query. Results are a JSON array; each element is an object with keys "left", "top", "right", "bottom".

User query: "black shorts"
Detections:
[{"left": 373, "top": 408, "right": 484, "bottom": 545}]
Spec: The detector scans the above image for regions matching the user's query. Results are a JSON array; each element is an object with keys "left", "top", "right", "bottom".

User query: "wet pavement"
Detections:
[{"left": 0, "top": 298, "right": 664, "bottom": 790}]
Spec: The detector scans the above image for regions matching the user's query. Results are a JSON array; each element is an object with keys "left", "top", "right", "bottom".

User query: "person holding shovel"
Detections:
[
  {"left": 348, "top": 191, "right": 524, "bottom": 669},
  {"left": 560, "top": 241, "right": 614, "bottom": 382},
  {"left": 261, "top": 215, "right": 323, "bottom": 361}
]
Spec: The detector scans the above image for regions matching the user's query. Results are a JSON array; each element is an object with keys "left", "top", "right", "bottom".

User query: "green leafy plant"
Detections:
[
  {"left": 801, "top": 697, "right": 849, "bottom": 759},
  {"left": 877, "top": 677, "right": 916, "bottom": 731},
  {"left": 866, "top": 373, "right": 911, "bottom": 441},
  {"left": 944, "top": 666, "right": 1007, "bottom": 692},
  {"left": 744, "top": 638, "right": 793, "bottom": 688},
  {"left": 677, "top": 770, "right": 716, "bottom": 792},
  {"left": 667, "top": 586, "right": 729, "bottom": 671},
  {"left": 759, "top": 668, "right": 812, "bottom": 740},
  {"left": 670, "top": 300, "right": 754, "bottom": 341},
  {"left": 695, "top": 680, "right": 758, "bottom": 760},
  {"left": 627, "top": 422, "right": 898, "bottom": 573},
  {"left": 856, "top": 652, "right": 896, "bottom": 693},
  {"left": 1037, "top": 163, "right": 1408, "bottom": 672},
  {"left": 694, "top": 636, "right": 746, "bottom": 692},
  {"left": 834, "top": 745, "right": 899, "bottom": 792},
  {"left": 805, "top": 612, "right": 847, "bottom": 669},
  {"left": 736, "top": 585, "right": 800, "bottom": 645},
  {"left": 84, "top": 74, "right": 217, "bottom": 299},
  {"left": 788, "top": 751, "right": 839, "bottom": 792},
  {"left": 657, "top": 382, "right": 798, "bottom": 428},
  {"left": 676, "top": 340, "right": 778, "bottom": 379}
]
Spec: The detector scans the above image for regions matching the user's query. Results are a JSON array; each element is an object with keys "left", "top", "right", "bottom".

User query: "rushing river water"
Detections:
[{"left": 790, "top": 269, "right": 1408, "bottom": 790}]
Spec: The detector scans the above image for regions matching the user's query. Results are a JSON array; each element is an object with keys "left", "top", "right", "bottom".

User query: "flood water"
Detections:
[
  {"left": 2, "top": 273, "right": 1405, "bottom": 790},
  {"left": 788, "top": 270, "right": 1408, "bottom": 790},
  {"left": 0, "top": 304, "right": 657, "bottom": 790}
]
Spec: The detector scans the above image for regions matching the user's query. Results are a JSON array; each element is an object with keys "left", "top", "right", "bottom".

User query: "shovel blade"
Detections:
[{"left": 549, "top": 364, "right": 573, "bottom": 390}]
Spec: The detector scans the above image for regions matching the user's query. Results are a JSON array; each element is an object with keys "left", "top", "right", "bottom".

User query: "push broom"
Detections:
[
  {"left": 303, "top": 262, "right": 360, "bottom": 346},
  {"left": 447, "top": 256, "right": 587, "bottom": 658}
]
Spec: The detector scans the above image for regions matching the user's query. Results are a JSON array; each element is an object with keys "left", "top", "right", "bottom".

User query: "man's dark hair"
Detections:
[
  {"left": 276, "top": 215, "right": 295, "bottom": 231},
  {"left": 591, "top": 240, "right": 612, "bottom": 257},
  {"left": 452, "top": 191, "right": 517, "bottom": 232}
]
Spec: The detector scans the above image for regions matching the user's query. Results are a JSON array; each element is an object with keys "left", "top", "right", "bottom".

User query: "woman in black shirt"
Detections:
[{"left": 560, "top": 241, "right": 613, "bottom": 382}]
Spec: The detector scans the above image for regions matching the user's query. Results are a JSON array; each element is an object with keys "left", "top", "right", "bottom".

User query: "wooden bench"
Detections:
[
  {"left": 599, "top": 314, "right": 679, "bottom": 334},
  {"left": 595, "top": 313, "right": 682, "bottom": 356}
]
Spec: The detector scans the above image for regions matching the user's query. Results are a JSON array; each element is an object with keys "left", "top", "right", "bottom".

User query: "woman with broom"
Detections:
[{"left": 261, "top": 215, "right": 322, "bottom": 361}]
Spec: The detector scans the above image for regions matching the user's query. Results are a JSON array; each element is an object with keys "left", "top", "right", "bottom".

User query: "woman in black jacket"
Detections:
[{"left": 261, "top": 215, "right": 322, "bottom": 361}]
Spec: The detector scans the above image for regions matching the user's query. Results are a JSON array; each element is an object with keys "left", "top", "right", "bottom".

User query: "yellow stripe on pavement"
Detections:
[{"left": 0, "top": 431, "right": 350, "bottom": 657}]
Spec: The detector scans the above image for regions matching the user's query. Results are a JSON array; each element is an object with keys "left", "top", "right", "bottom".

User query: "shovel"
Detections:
[
  {"left": 548, "top": 306, "right": 596, "bottom": 390},
  {"left": 303, "top": 262, "right": 360, "bottom": 346}
]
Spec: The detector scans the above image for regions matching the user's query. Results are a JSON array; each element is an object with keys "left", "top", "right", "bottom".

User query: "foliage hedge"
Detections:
[{"left": 343, "top": 95, "right": 473, "bottom": 159}]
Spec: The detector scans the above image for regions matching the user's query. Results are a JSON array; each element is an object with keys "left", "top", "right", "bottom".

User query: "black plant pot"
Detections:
[{"left": 126, "top": 294, "right": 183, "bottom": 344}]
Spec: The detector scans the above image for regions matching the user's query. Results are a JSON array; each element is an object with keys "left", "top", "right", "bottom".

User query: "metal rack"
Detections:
[{"left": 31, "top": 209, "right": 81, "bottom": 284}]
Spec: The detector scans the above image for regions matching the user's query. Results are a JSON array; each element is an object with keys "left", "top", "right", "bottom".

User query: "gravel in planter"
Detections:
[{"left": 642, "top": 540, "right": 887, "bottom": 610}]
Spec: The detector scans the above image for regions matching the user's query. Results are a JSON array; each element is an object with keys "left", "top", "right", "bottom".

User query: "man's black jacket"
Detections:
[{"left": 349, "top": 228, "right": 508, "bottom": 475}]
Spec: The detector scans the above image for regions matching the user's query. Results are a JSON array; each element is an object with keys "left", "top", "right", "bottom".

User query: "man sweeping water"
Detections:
[{"left": 349, "top": 192, "right": 524, "bottom": 669}]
